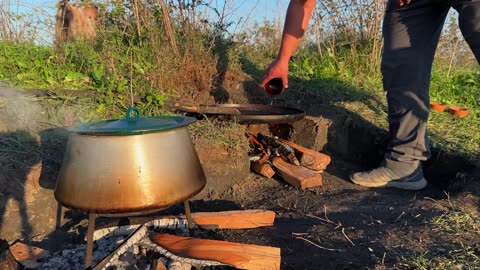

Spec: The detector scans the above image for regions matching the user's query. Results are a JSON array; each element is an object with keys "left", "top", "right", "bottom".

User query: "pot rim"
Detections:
[{"left": 68, "top": 115, "right": 197, "bottom": 136}]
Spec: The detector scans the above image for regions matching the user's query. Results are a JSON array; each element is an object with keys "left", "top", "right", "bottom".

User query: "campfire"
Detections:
[
  {"left": 248, "top": 133, "right": 331, "bottom": 189},
  {"left": 1, "top": 117, "right": 329, "bottom": 270},
  {"left": 5, "top": 210, "right": 280, "bottom": 270}
]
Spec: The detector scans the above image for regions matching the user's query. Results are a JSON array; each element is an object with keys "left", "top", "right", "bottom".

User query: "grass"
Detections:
[
  {"left": 397, "top": 194, "right": 480, "bottom": 269},
  {"left": 188, "top": 117, "right": 248, "bottom": 151},
  {"left": 430, "top": 194, "right": 480, "bottom": 235},
  {"left": 399, "top": 244, "right": 480, "bottom": 270}
]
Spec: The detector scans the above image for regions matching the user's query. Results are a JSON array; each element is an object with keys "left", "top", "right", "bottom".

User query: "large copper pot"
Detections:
[{"left": 54, "top": 108, "right": 206, "bottom": 214}]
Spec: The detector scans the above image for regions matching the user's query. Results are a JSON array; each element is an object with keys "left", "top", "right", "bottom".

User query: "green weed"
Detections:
[
  {"left": 188, "top": 118, "right": 247, "bottom": 151},
  {"left": 399, "top": 244, "right": 480, "bottom": 270},
  {"left": 430, "top": 195, "right": 480, "bottom": 235}
]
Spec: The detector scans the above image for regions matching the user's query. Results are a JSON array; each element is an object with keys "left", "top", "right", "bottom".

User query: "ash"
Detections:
[{"left": 39, "top": 235, "right": 155, "bottom": 270}]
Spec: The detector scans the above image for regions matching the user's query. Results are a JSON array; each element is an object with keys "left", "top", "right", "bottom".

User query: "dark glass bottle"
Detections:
[{"left": 265, "top": 78, "right": 284, "bottom": 96}]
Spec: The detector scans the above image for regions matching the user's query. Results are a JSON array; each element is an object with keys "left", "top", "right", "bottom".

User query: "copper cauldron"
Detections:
[{"left": 54, "top": 107, "right": 206, "bottom": 214}]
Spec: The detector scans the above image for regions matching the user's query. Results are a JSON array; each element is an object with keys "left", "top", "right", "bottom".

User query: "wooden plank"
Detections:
[
  {"left": 180, "top": 210, "right": 275, "bottom": 230},
  {"left": 271, "top": 157, "right": 322, "bottom": 189},
  {"left": 0, "top": 248, "right": 20, "bottom": 270},
  {"left": 251, "top": 161, "right": 276, "bottom": 178},
  {"left": 279, "top": 139, "right": 331, "bottom": 171},
  {"left": 150, "top": 233, "right": 281, "bottom": 270},
  {"left": 9, "top": 242, "right": 50, "bottom": 269}
]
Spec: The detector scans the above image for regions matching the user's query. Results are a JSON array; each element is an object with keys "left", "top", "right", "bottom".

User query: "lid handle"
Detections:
[{"left": 126, "top": 107, "right": 141, "bottom": 120}]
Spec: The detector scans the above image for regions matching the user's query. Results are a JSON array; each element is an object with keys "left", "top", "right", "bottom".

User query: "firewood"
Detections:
[
  {"left": 278, "top": 139, "right": 331, "bottom": 171},
  {"left": 151, "top": 259, "right": 168, "bottom": 270},
  {"left": 0, "top": 245, "right": 19, "bottom": 270},
  {"left": 9, "top": 242, "right": 49, "bottom": 269},
  {"left": 150, "top": 233, "right": 281, "bottom": 270},
  {"left": 140, "top": 238, "right": 225, "bottom": 268},
  {"left": 251, "top": 161, "right": 276, "bottom": 178},
  {"left": 271, "top": 157, "right": 323, "bottom": 189},
  {"left": 93, "top": 210, "right": 275, "bottom": 241},
  {"left": 181, "top": 210, "right": 276, "bottom": 230}
]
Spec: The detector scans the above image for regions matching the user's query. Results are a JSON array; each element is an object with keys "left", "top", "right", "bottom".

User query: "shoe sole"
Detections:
[{"left": 351, "top": 177, "right": 427, "bottom": 191}]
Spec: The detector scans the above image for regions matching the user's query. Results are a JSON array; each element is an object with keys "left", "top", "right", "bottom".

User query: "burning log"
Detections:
[
  {"left": 248, "top": 133, "right": 329, "bottom": 189},
  {"left": 92, "top": 218, "right": 189, "bottom": 241},
  {"left": 149, "top": 233, "right": 281, "bottom": 270}
]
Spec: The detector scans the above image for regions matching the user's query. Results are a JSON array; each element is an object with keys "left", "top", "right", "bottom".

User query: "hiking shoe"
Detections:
[{"left": 350, "top": 165, "right": 427, "bottom": 190}]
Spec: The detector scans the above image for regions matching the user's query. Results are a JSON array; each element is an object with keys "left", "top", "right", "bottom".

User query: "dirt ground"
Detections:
[
  {"left": 208, "top": 165, "right": 480, "bottom": 269},
  {"left": 2, "top": 82, "right": 480, "bottom": 269}
]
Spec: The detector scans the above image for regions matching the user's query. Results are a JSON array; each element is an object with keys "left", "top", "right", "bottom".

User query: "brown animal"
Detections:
[{"left": 55, "top": 0, "right": 98, "bottom": 44}]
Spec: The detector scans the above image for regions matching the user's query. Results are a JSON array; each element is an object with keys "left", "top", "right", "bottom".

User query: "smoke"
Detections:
[{"left": 0, "top": 87, "right": 44, "bottom": 133}]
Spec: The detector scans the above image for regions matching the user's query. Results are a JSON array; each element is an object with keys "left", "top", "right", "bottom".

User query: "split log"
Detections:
[
  {"left": 151, "top": 259, "right": 168, "bottom": 270},
  {"left": 140, "top": 237, "right": 225, "bottom": 268},
  {"left": 278, "top": 139, "right": 331, "bottom": 171},
  {"left": 0, "top": 241, "right": 19, "bottom": 270},
  {"left": 251, "top": 161, "right": 276, "bottom": 178},
  {"left": 9, "top": 242, "right": 50, "bottom": 269},
  {"left": 181, "top": 210, "right": 275, "bottom": 230},
  {"left": 150, "top": 233, "right": 281, "bottom": 270},
  {"left": 93, "top": 210, "right": 275, "bottom": 241},
  {"left": 271, "top": 157, "right": 323, "bottom": 189}
]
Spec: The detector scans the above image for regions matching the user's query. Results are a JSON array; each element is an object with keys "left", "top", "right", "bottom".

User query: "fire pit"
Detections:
[{"left": 54, "top": 107, "right": 207, "bottom": 268}]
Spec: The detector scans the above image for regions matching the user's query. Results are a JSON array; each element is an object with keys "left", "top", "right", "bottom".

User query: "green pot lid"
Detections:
[{"left": 68, "top": 107, "right": 196, "bottom": 135}]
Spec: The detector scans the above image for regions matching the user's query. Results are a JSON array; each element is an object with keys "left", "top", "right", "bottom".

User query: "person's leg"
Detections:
[
  {"left": 454, "top": 0, "right": 480, "bottom": 64},
  {"left": 351, "top": 0, "right": 450, "bottom": 190}
]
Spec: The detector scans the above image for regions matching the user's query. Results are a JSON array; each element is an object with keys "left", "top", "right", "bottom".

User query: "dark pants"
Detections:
[{"left": 381, "top": 0, "right": 480, "bottom": 172}]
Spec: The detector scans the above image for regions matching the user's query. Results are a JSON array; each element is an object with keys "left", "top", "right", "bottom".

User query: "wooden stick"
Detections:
[
  {"left": 293, "top": 236, "right": 345, "bottom": 252},
  {"left": 271, "top": 157, "right": 323, "bottom": 189},
  {"left": 278, "top": 139, "right": 331, "bottom": 171},
  {"left": 150, "top": 233, "right": 281, "bottom": 270},
  {"left": 251, "top": 161, "right": 276, "bottom": 178}
]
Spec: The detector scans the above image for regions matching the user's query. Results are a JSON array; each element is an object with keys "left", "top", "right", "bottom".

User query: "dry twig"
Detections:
[
  {"left": 394, "top": 211, "right": 406, "bottom": 222},
  {"left": 292, "top": 234, "right": 345, "bottom": 252},
  {"left": 341, "top": 228, "right": 355, "bottom": 247}
]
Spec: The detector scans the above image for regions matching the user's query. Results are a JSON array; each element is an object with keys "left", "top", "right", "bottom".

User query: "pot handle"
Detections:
[{"left": 126, "top": 107, "right": 141, "bottom": 119}]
